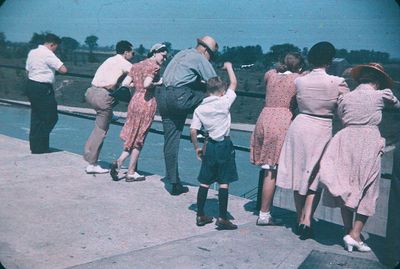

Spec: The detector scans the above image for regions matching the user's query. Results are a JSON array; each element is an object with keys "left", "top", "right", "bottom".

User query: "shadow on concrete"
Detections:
[
  {"left": 243, "top": 200, "right": 299, "bottom": 233},
  {"left": 243, "top": 200, "right": 389, "bottom": 265},
  {"left": 49, "top": 147, "right": 63, "bottom": 153},
  {"left": 298, "top": 250, "right": 387, "bottom": 269},
  {"left": 188, "top": 198, "right": 235, "bottom": 220},
  {"left": 159, "top": 176, "right": 197, "bottom": 195}
]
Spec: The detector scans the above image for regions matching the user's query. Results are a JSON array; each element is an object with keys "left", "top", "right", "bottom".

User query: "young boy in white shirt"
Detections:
[{"left": 190, "top": 62, "right": 239, "bottom": 230}]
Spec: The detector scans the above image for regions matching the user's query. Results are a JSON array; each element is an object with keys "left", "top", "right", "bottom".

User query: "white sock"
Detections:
[{"left": 259, "top": 211, "right": 271, "bottom": 219}]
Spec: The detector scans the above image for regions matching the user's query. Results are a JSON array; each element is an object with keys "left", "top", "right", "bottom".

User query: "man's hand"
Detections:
[{"left": 195, "top": 148, "right": 203, "bottom": 161}]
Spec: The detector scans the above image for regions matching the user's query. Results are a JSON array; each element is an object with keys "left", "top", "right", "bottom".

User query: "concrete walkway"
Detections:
[{"left": 0, "top": 135, "right": 389, "bottom": 268}]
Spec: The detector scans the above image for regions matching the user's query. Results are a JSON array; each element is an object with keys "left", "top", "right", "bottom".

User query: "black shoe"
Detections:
[
  {"left": 171, "top": 184, "right": 189, "bottom": 196},
  {"left": 110, "top": 161, "right": 119, "bottom": 181},
  {"left": 196, "top": 215, "right": 213, "bottom": 226},
  {"left": 216, "top": 218, "right": 238, "bottom": 230},
  {"left": 298, "top": 224, "right": 313, "bottom": 240}
]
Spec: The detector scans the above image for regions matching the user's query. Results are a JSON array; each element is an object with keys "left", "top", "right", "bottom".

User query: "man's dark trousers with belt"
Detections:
[
  {"left": 157, "top": 85, "right": 204, "bottom": 184},
  {"left": 26, "top": 79, "right": 58, "bottom": 154}
]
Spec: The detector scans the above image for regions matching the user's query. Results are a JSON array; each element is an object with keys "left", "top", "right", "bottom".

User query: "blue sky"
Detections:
[{"left": 0, "top": 0, "right": 399, "bottom": 57}]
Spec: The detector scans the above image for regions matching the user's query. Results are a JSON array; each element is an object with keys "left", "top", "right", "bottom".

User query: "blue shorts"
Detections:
[{"left": 198, "top": 138, "right": 239, "bottom": 185}]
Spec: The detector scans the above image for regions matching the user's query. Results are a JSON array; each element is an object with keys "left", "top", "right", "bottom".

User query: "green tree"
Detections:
[
  {"left": 29, "top": 32, "right": 48, "bottom": 48},
  {"left": 264, "top": 43, "right": 301, "bottom": 65},
  {"left": 84, "top": 35, "right": 98, "bottom": 62},
  {"left": 60, "top": 36, "right": 80, "bottom": 61},
  {"left": 136, "top": 44, "right": 146, "bottom": 56},
  {"left": 163, "top": 42, "right": 172, "bottom": 52}
]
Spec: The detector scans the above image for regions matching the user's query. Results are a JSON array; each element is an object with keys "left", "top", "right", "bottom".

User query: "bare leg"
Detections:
[
  {"left": 127, "top": 148, "right": 140, "bottom": 175},
  {"left": 341, "top": 206, "right": 354, "bottom": 235},
  {"left": 117, "top": 150, "right": 130, "bottom": 167},
  {"left": 260, "top": 169, "right": 277, "bottom": 213},
  {"left": 349, "top": 213, "right": 368, "bottom": 241},
  {"left": 301, "top": 190, "right": 321, "bottom": 226},
  {"left": 294, "top": 191, "right": 305, "bottom": 224}
]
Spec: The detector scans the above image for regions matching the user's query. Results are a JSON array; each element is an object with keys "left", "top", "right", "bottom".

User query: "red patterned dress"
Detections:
[
  {"left": 250, "top": 69, "right": 300, "bottom": 167},
  {"left": 120, "top": 58, "right": 160, "bottom": 150}
]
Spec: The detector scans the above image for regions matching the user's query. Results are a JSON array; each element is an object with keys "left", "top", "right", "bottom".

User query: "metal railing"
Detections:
[{"left": 1, "top": 64, "right": 397, "bottom": 203}]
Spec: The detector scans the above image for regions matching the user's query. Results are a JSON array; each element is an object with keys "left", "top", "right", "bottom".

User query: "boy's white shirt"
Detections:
[{"left": 190, "top": 88, "right": 237, "bottom": 141}]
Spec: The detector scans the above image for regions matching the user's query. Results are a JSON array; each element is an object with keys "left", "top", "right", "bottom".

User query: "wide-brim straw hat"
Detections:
[
  {"left": 197, "top": 36, "right": 219, "bottom": 54},
  {"left": 308, "top": 41, "right": 336, "bottom": 66},
  {"left": 351, "top": 63, "right": 393, "bottom": 89}
]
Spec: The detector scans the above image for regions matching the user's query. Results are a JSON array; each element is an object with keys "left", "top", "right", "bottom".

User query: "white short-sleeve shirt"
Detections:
[
  {"left": 91, "top": 54, "right": 132, "bottom": 88},
  {"left": 190, "top": 89, "right": 237, "bottom": 141},
  {"left": 25, "top": 45, "right": 64, "bottom": 84}
]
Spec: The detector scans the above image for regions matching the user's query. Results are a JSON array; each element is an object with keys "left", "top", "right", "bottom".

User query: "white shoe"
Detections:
[
  {"left": 126, "top": 172, "right": 146, "bottom": 182},
  {"left": 256, "top": 216, "right": 282, "bottom": 226},
  {"left": 85, "top": 164, "right": 109, "bottom": 174},
  {"left": 343, "top": 235, "right": 371, "bottom": 252}
]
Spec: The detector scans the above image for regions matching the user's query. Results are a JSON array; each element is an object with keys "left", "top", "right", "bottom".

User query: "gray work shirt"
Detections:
[{"left": 163, "top": 48, "right": 217, "bottom": 88}]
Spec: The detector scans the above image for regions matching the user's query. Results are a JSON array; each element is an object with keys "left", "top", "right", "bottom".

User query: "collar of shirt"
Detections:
[
  {"left": 279, "top": 70, "right": 293, "bottom": 75},
  {"left": 312, "top": 68, "right": 327, "bottom": 74}
]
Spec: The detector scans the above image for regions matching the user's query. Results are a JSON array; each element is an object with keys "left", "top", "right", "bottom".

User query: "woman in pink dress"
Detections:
[
  {"left": 110, "top": 43, "right": 168, "bottom": 182},
  {"left": 319, "top": 63, "right": 400, "bottom": 252},
  {"left": 250, "top": 52, "right": 305, "bottom": 226},
  {"left": 277, "top": 42, "right": 350, "bottom": 239}
]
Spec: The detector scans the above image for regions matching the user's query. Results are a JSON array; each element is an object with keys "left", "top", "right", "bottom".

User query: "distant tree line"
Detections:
[{"left": 0, "top": 31, "right": 396, "bottom": 67}]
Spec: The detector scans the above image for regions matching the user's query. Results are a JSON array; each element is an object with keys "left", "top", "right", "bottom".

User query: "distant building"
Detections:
[{"left": 327, "top": 58, "right": 351, "bottom": 77}]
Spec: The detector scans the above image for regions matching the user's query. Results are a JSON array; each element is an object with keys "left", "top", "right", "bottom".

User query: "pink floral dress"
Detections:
[
  {"left": 250, "top": 69, "right": 300, "bottom": 167},
  {"left": 120, "top": 59, "right": 160, "bottom": 150}
]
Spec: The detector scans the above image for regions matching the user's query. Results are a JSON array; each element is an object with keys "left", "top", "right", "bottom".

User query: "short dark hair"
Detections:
[
  {"left": 44, "top": 33, "right": 61, "bottom": 45},
  {"left": 358, "top": 69, "right": 385, "bottom": 89},
  {"left": 206, "top": 77, "right": 227, "bottom": 94},
  {"left": 116, "top": 40, "right": 133, "bottom": 54}
]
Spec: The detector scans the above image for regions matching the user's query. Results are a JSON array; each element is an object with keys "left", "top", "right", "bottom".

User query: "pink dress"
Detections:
[
  {"left": 250, "top": 70, "right": 300, "bottom": 167},
  {"left": 277, "top": 69, "right": 349, "bottom": 195},
  {"left": 120, "top": 59, "right": 160, "bottom": 150},
  {"left": 319, "top": 85, "right": 400, "bottom": 216}
]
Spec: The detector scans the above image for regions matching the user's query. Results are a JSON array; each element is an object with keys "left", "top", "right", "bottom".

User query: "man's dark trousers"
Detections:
[
  {"left": 26, "top": 80, "right": 58, "bottom": 154},
  {"left": 156, "top": 85, "right": 204, "bottom": 184}
]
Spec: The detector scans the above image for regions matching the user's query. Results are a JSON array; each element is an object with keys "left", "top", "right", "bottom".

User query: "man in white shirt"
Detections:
[
  {"left": 190, "top": 62, "right": 239, "bottom": 230},
  {"left": 25, "top": 33, "right": 68, "bottom": 154},
  {"left": 83, "top": 40, "right": 133, "bottom": 174}
]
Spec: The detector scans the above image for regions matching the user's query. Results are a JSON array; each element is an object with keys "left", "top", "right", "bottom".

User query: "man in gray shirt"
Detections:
[{"left": 156, "top": 36, "right": 218, "bottom": 195}]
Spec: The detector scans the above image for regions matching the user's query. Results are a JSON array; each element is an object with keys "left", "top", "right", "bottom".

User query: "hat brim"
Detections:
[
  {"left": 196, "top": 38, "right": 217, "bottom": 54},
  {"left": 351, "top": 65, "right": 393, "bottom": 89}
]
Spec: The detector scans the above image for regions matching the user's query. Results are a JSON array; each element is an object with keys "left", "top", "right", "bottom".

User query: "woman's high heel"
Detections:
[{"left": 343, "top": 235, "right": 371, "bottom": 252}]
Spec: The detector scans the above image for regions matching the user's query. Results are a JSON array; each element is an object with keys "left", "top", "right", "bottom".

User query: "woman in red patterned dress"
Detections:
[
  {"left": 111, "top": 43, "right": 168, "bottom": 181},
  {"left": 250, "top": 52, "right": 305, "bottom": 225}
]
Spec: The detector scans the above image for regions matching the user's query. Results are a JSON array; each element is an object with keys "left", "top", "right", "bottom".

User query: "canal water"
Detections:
[{"left": 0, "top": 103, "right": 260, "bottom": 197}]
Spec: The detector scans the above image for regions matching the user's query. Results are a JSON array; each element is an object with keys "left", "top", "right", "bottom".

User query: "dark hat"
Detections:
[
  {"left": 351, "top": 63, "right": 393, "bottom": 89},
  {"left": 308, "top": 41, "right": 336, "bottom": 66}
]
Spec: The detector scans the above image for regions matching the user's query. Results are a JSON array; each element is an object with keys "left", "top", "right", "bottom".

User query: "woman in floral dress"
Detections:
[
  {"left": 111, "top": 43, "right": 168, "bottom": 181},
  {"left": 250, "top": 52, "right": 305, "bottom": 226}
]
